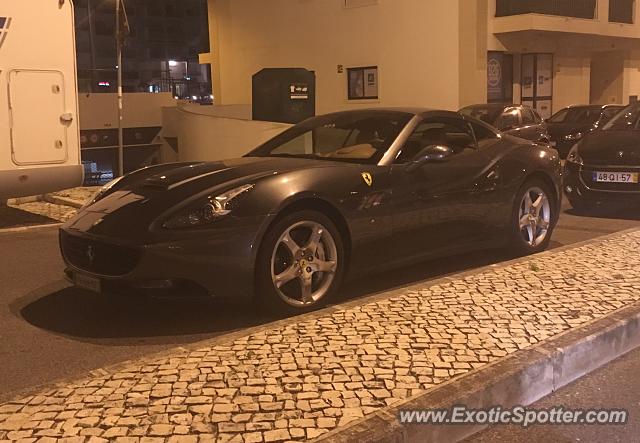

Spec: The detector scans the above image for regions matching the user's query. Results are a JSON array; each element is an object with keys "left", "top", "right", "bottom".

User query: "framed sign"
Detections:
[{"left": 348, "top": 66, "right": 379, "bottom": 100}]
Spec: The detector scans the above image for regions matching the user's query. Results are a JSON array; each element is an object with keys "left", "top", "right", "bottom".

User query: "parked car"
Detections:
[
  {"left": 564, "top": 102, "right": 640, "bottom": 211},
  {"left": 60, "top": 109, "right": 562, "bottom": 314},
  {"left": 459, "top": 104, "right": 551, "bottom": 144},
  {"left": 546, "top": 104, "right": 625, "bottom": 158}
]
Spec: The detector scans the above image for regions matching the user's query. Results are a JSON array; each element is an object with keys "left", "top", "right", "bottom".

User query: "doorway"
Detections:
[{"left": 521, "top": 54, "right": 553, "bottom": 119}]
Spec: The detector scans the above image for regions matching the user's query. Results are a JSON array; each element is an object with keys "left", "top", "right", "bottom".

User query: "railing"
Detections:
[
  {"left": 495, "top": 0, "right": 597, "bottom": 19},
  {"left": 609, "top": 0, "right": 635, "bottom": 23}
]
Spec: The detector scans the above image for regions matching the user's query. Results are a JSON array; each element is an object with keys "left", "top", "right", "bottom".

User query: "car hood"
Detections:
[
  {"left": 63, "top": 156, "right": 338, "bottom": 240},
  {"left": 578, "top": 130, "right": 640, "bottom": 166}
]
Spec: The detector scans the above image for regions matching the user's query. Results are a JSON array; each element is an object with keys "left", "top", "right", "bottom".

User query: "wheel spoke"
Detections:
[
  {"left": 538, "top": 218, "right": 550, "bottom": 230},
  {"left": 274, "top": 266, "right": 298, "bottom": 288},
  {"left": 519, "top": 214, "right": 530, "bottom": 230},
  {"left": 280, "top": 231, "right": 301, "bottom": 257},
  {"left": 527, "top": 223, "right": 536, "bottom": 245},
  {"left": 305, "top": 225, "right": 324, "bottom": 254},
  {"left": 313, "top": 259, "right": 337, "bottom": 274},
  {"left": 532, "top": 194, "right": 544, "bottom": 215},
  {"left": 300, "top": 277, "right": 313, "bottom": 303}
]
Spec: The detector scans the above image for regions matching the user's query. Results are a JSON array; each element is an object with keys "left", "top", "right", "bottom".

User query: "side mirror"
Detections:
[{"left": 405, "top": 145, "right": 453, "bottom": 173}]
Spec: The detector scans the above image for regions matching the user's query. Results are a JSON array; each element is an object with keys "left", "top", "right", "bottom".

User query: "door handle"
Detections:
[{"left": 60, "top": 113, "right": 74, "bottom": 124}]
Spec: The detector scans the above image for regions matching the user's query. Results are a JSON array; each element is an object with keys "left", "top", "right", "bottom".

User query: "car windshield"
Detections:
[
  {"left": 547, "top": 107, "right": 601, "bottom": 124},
  {"left": 459, "top": 106, "right": 503, "bottom": 125},
  {"left": 247, "top": 111, "right": 413, "bottom": 164},
  {"left": 602, "top": 104, "right": 640, "bottom": 131}
]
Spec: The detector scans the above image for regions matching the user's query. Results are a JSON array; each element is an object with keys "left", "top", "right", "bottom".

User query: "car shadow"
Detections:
[{"left": 15, "top": 247, "right": 523, "bottom": 343}]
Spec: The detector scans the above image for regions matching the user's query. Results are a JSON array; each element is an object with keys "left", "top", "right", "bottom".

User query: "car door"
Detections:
[
  {"left": 389, "top": 115, "right": 501, "bottom": 263},
  {"left": 515, "top": 107, "right": 550, "bottom": 143}
]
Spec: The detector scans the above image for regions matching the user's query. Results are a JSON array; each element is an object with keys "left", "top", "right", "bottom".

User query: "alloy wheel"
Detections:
[
  {"left": 518, "top": 186, "right": 552, "bottom": 247},
  {"left": 270, "top": 220, "right": 338, "bottom": 307}
]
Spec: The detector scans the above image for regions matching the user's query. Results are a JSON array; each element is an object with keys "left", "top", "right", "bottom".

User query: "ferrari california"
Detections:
[{"left": 60, "top": 109, "right": 562, "bottom": 313}]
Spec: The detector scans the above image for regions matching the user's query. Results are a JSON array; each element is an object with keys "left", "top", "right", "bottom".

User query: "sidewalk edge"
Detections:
[{"left": 314, "top": 302, "right": 640, "bottom": 443}]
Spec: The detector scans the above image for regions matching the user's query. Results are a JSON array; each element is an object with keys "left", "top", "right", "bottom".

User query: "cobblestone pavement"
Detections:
[
  {"left": 7, "top": 188, "right": 98, "bottom": 223},
  {"left": 50, "top": 188, "right": 100, "bottom": 206},
  {"left": 2, "top": 230, "right": 640, "bottom": 442}
]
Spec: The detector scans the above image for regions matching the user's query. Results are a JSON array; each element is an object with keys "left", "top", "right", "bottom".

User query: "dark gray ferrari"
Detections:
[{"left": 60, "top": 109, "right": 562, "bottom": 313}]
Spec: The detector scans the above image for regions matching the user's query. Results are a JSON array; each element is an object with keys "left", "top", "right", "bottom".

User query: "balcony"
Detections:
[
  {"left": 495, "top": 0, "right": 597, "bottom": 19},
  {"left": 492, "top": 0, "right": 640, "bottom": 39}
]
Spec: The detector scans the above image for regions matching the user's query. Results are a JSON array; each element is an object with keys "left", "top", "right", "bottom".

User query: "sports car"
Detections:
[
  {"left": 564, "top": 102, "right": 640, "bottom": 210},
  {"left": 60, "top": 109, "right": 562, "bottom": 313}
]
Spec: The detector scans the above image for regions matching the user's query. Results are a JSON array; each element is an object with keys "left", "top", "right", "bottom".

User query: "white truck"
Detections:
[{"left": 0, "top": 0, "right": 83, "bottom": 200}]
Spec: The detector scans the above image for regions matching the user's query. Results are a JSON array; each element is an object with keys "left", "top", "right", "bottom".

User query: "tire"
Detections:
[
  {"left": 509, "top": 179, "right": 556, "bottom": 255},
  {"left": 255, "top": 210, "right": 345, "bottom": 315}
]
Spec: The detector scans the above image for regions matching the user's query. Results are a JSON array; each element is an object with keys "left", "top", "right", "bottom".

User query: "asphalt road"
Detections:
[
  {"left": 467, "top": 346, "right": 640, "bottom": 443},
  {"left": 1, "top": 201, "right": 639, "bottom": 403}
]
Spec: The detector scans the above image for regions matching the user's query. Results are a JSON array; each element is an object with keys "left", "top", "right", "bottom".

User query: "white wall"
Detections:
[
  {"left": 210, "top": 0, "right": 463, "bottom": 113},
  {"left": 78, "top": 93, "right": 177, "bottom": 130},
  {"left": 162, "top": 105, "right": 291, "bottom": 162}
]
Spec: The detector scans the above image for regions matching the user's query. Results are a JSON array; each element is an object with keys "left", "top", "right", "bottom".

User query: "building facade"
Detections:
[
  {"left": 74, "top": 0, "right": 211, "bottom": 100},
  {"left": 199, "top": 0, "right": 640, "bottom": 119}
]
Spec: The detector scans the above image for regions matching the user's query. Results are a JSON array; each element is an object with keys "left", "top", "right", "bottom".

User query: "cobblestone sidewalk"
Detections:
[
  {"left": 2, "top": 230, "right": 640, "bottom": 442},
  {"left": 7, "top": 188, "right": 99, "bottom": 223}
]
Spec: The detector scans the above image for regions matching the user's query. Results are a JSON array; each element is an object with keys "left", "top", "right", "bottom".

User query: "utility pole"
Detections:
[{"left": 115, "top": 0, "right": 124, "bottom": 177}]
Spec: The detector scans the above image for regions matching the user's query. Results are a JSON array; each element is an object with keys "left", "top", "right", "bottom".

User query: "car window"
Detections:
[
  {"left": 521, "top": 108, "right": 536, "bottom": 125},
  {"left": 548, "top": 107, "right": 600, "bottom": 124},
  {"left": 532, "top": 110, "right": 543, "bottom": 123},
  {"left": 497, "top": 109, "right": 520, "bottom": 130},
  {"left": 603, "top": 105, "right": 640, "bottom": 131},
  {"left": 602, "top": 107, "right": 623, "bottom": 121},
  {"left": 250, "top": 112, "right": 413, "bottom": 164},
  {"left": 459, "top": 106, "right": 503, "bottom": 126},
  {"left": 468, "top": 121, "right": 499, "bottom": 149},
  {"left": 395, "top": 117, "right": 476, "bottom": 164}
]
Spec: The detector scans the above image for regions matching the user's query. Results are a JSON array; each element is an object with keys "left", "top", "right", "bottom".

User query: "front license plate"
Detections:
[
  {"left": 592, "top": 172, "right": 639, "bottom": 183},
  {"left": 74, "top": 272, "right": 102, "bottom": 293},
  {"left": 549, "top": 141, "right": 557, "bottom": 147}
]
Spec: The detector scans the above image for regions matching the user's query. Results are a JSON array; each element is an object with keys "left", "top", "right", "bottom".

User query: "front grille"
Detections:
[
  {"left": 60, "top": 230, "right": 140, "bottom": 277},
  {"left": 581, "top": 166, "right": 640, "bottom": 192}
]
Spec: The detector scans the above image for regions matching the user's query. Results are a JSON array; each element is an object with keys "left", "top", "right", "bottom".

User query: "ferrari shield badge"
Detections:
[{"left": 361, "top": 172, "right": 373, "bottom": 187}]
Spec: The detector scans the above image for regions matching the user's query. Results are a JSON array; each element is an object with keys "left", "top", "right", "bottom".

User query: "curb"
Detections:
[
  {"left": 315, "top": 298, "right": 640, "bottom": 443},
  {"left": 42, "top": 194, "right": 85, "bottom": 209},
  {"left": 0, "top": 223, "right": 61, "bottom": 235}
]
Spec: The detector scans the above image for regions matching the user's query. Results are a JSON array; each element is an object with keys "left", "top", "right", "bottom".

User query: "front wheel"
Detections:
[
  {"left": 256, "top": 210, "right": 345, "bottom": 315},
  {"left": 510, "top": 180, "right": 556, "bottom": 255}
]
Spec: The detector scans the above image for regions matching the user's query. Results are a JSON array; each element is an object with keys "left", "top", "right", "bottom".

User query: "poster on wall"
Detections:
[
  {"left": 536, "top": 54, "right": 553, "bottom": 98},
  {"left": 487, "top": 53, "right": 503, "bottom": 102},
  {"left": 522, "top": 54, "right": 535, "bottom": 99},
  {"left": 487, "top": 52, "right": 513, "bottom": 103}
]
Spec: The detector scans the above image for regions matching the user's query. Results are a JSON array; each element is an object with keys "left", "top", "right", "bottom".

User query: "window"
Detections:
[
  {"left": 602, "top": 107, "right": 624, "bottom": 121},
  {"left": 348, "top": 66, "right": 378, "bottom": 100},
  {"left": 395, "top": 118, "right": 476, "bottom": 164},
  {"left": 468, "top": 121, "right": 499, "bottom": 149},
  {"left": 250, "top": 111, "right": 412, "bottom": 164},
  {"left": 521, "top": 108, "right": 535, "bottom": 125},
  {"left": 497, "top": 109, "right": 520, "bottom": 130}
]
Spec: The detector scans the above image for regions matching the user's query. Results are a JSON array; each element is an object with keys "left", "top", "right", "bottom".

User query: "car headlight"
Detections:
[
  {"left": 162, "top": 184, "right": 255, "bottom": 229},
  {"left": 566, "top": 145, "right": 584, "bottom": 165},
  {"left": 563, "top": 132, "right": 584, "bottom": 141},
  {"left": 83, "top": 176, "right": 125, "bottom": 209}
]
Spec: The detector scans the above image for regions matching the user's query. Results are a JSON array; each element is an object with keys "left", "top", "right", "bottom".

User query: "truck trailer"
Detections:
[{"left": 0, "top": 0, "right": 83, "bottom": 200}]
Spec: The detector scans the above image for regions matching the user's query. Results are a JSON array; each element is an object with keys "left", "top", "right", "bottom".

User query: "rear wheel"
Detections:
[
  {"left": 510, "top": 179, "right": 556, "bottom": 255},
  {"left": 256, "top": 210, "right": 345, "bottom": 314}
]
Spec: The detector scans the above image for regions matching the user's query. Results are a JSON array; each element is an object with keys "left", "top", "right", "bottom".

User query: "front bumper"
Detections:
[
  {"left": 59, "top": 215, "right": 272, "bottom": 298},
  {"left": 564, "top": 162, "right": 640, "bottom": 203}
]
